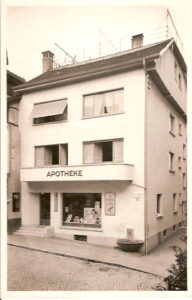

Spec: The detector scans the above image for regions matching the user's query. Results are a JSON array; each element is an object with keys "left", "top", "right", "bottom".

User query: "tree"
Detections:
[{"left": 155, "top": 244, "right": 187, "bottom": 291}]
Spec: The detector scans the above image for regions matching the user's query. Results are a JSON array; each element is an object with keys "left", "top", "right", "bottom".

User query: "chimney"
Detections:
[
  {"left": 42, "top": 50, "right": 54, "bottom": 73},
  {"left": 131, "top": 34, "right": 144, "bottom": 49}
]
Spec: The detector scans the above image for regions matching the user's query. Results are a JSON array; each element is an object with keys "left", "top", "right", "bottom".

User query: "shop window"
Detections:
[
  {"left": 12, "top": 193, "right": 20, "bottom": 212},
  {"left": 63, "top": 193, "right": 101, "bottom": 227},
  {"left": 31, "top": 99, "right": 68, "bottom": 124},
  {"left": 83, "top": 89, "right": 123, "bottom": 118},
  {"left": 83, "top": 139, "right": 123, "bottom": 164},
  {"left": 35, "top": 144, "right": 68, "bottom": 166},
  {"left": 169, "top": 152, "right": 175, "bottom": 172},
  {"left": 156, "top": 194, "right": 162, "bottom": 217},
  {"left": 169, "top": 114, "right": 175, "bottom": 135},
  {"left": 173, "top": 193, "right": 177, "bottom": 213}
]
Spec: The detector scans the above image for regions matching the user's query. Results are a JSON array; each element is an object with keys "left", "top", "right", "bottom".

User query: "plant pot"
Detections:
[{"left": 117, "top": 239, "right": 143, "bottom": 252}]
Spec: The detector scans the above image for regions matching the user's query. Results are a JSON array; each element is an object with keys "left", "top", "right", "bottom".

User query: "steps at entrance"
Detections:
[{"left": 14, "top": 225, "right": 48, "bottom": 237}]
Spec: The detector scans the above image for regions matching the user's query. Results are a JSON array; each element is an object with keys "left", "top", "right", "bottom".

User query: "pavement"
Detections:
[{"left": 8, "top": 228, "right": 186, "bottom": 277}]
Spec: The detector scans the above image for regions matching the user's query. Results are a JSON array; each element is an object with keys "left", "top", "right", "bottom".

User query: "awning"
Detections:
[{"left": 31, "top": 99, "right": 67, "bottom": 118}]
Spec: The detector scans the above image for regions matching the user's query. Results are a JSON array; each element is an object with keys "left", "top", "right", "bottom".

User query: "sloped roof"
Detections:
[
  {"left": 7, "top": 70, "right": 26, "bottom": 85},
  {"left": 13, "top": 38, "right": 186, "bottom": 93}
]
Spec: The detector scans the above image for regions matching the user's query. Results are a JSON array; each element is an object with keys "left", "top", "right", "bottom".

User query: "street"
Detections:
[{"left": 8, "top": 245, "right": 160, "bottom": 291}]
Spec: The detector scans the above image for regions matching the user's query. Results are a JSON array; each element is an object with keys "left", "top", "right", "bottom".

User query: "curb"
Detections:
[{"left": 8, "top": 243, "right": 161, "bottom": 278}]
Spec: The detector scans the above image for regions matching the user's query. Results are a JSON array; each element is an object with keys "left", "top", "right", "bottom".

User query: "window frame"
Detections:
[
  {"left": 156, "top": 194, "right": 163, "bottom": 218},
  {"left": 173, "top": 193, "right": 177, "bottom": 214},
  {"left": 169, "top": 113, "right": 175, "bottom": 136},
  {"left": 35, "top": 143, "right": 68, "bottom": 167},
  {"left": 83, "top": 138, "right": 124, "bottom": 165},
  {"left": 169, "top": 152, "right": 175, "bottom": 173},
  {"left": 83, "top": 88, "right": 124, "bottom": 119}
]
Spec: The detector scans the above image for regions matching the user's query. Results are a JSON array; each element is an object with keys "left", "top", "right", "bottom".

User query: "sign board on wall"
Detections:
[{"left": 105, "top": 193, "right": 115, "bottom": 216}]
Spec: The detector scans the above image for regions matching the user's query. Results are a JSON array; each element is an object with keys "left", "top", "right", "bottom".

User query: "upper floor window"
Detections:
[
  {"left": 35, "top": 144, "right": 68, "bottom": 167},
  {"left": 179, "top": 123, "right": 182, "bottom": 136},
  {"left": 183, "top": 144, "right": 186, "bottom": 160},
  {"left": 169, "top": 152, "right": 175, "bottom": 172},
  {"left": 174, "top": 61, "right": 178, "bottom": 82},
  {"left": 83, "top": 139, "right": 123, "bottom": 164},
  {"left": 169, "top": 114, "right": 175, "bottom": 135},
  {"left": 178, "top": 73, "right": 182, "bottom": 90},
  {"left": 83, "top": 89, "right": 123, "bottom": 118},
  {"left": 173, "top": 193, "right": 177, "bottom": 213},
  {"left": 156, "top": 194, "right": 162, "bottom": 217},
  {"left": 31, "top": 99, "right": 67, "bottom": 125}
]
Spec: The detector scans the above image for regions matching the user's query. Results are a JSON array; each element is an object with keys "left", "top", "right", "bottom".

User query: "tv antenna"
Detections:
[{"left": 54, "top": 42, "right": 77, "bottom": 64}]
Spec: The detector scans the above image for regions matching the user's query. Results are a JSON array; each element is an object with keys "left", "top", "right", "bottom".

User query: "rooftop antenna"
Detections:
[
  {"left": 54, "top": 42, "right": 77, "bottom": 64},
  {"left": 99, "top": 30, "right": 118, "bottom": 56},
  {"left": 166, "top": 9, "right": 183, "bottom": 51}
]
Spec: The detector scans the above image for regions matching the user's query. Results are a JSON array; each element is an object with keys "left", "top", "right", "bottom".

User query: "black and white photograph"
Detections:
[{"left": 1, "top": 0, "right": 191, "bottom": 297}]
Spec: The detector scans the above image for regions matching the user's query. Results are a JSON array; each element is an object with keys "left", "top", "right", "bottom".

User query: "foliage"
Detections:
[{"left": 155, "top": 245, "right": 187, "bottom": 291}]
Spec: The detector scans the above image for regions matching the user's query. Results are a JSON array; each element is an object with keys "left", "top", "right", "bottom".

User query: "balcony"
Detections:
[{"left": 20, "top": 163, "right": 134, "bottom": 182}]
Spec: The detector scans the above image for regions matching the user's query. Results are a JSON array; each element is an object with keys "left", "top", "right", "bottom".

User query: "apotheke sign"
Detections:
[{"left": 47, "top": 170, "right": 83, "bottom": 177}]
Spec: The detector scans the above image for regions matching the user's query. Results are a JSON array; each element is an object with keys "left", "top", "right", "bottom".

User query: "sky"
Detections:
[{"left": 6, "top": 1, "right": 190, "bottom": 81}]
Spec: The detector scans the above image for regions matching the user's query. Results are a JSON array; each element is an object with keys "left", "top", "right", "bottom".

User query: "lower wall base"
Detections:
[{"left": 8, "top": 218, "right": 21, "bottom": 234}]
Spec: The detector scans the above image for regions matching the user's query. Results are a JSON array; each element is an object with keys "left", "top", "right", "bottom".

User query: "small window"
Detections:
[
  {"left": 12, "top": 193, "right": 20, "bottom": 212},
  {"left": 178, "top": 73, "right": 182, "bottom": 90},
  {"left": 169, "top": 152, "right": 174, "bottom": 172},
  {"left": 83, "top": 89, "right": 123, "bottom": 118},
  {"left": 163, "top": 230, "right": 167, "bottom": 237},
  {"left": 173, "top": 225, "right": 176, "bottom": 231},
  {"left": 35, "top": 144, "right": 68, "bottom": 167},
  {"left": 183, "top": 144, "right": 186, "bottom": 160},
  {"left": 169, "top": 114, "right": 175, "bottom": 135},
  {"left": 179, "top": 222, "right": 182, "bottom": 227},
  {"left": 179, "top": 123, "right": 182, "bottom": 136},
  {"left": 156, "top": 194, "right": 162, "bottom": 216},
  {"left": 31, "top": 99, "right": 68, "bottom": 124},
  {"left": 173, "top": 193, "right": 177, "bottom": 213},
  {"left": 178, "top": 156, "right": 182, "bottom": 169},
  {"left": 183, "top": 173, "right": 186, "bottom": 189},
  {"left": 83, "top": 139, "right": 123, "bottom": 164}
]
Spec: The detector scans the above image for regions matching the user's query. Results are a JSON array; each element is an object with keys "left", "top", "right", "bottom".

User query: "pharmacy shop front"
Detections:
[{"left": 20, "top": 165, "right": 145, "bottom": 247}]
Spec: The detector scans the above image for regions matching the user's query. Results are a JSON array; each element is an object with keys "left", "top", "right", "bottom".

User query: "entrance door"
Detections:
[{"left": 40, "top": 193, "right": 50, "bottom": 225}]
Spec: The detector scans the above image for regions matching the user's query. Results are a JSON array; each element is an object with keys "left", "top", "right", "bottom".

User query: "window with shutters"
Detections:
[
  {"left": 83, "top": 139, "right": 123, "bottom": 164},
  {"left": 35, "top": 144, "right": 68, "bottom": 166},
  {"left": 83, "top": 89, "right": 124, "bottom": 118}
]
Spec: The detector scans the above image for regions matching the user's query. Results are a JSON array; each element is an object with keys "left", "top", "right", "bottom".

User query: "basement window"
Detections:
[
  {"left": 31, "top": 99, "right": 67, "bottom": 124},
  {"left": 83, "top": 139, "right": 123, "bottom": 164},
  {"left": 35, "top": 144, "right": 68, "bottom": 166}
]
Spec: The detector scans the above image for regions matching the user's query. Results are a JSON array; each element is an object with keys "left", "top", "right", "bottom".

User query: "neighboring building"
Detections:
[
  {"left": 13, "top": 36, "right": 187, "bottom": 252},
  {"left": 7, "top": 70, "right": 25, "bottom": 233}
]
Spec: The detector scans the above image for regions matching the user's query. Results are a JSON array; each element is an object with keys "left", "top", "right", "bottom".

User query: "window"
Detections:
[
  {"left": 169, "top": 152, "right": 175, "bottom": 172},
  {"left": 179, "top": 73, "right": 182, "bottom": 90},
  {"left": 173, "top": 193, "right": 177, "bottom": 213},
  {"left": 178, "top": 156, "right": 182, "bottom": 169},
  {"left": 179, "top": 123, "right": 182, "bottom": 136},
  {"left": 169, "top": 114, "right": 175, "bottom": 135},
  {"left": 31, "top": 99, "right": 68, "bottom": 124},
  {"left": 83, "top": 139, "right": 123, "bottom": 164},
  {"left": 174, "top": 61, "right": 178, "bottom": 82},
  {"left": 83, "top": 89, "right": 123, "bottom": 118},
  {"left": 179, "top": 193, "right": 182, "bottom": 206},
  {"left": 12, "top": 193, "right": 20, "bottom": 212},
  {"left": 183, "top": 173, "right": 186, "bottom": 189},
  {"left": 163, "top": 229, "right": 167, "bottom": 237},
  {"left": 156, "top": 194, "right": 162, "bottom": 216},
  {"left": 35, "top": 144, "right": 68, "bottom": 166},
  {"left": 173, "top": 225, "right": 176, "bottom": 231},
  {"left": 183, "top": 144, "right": 186, "bottom": 159},
  {"left": 63, "top": 193, "right": 101, "bottom": 227}
]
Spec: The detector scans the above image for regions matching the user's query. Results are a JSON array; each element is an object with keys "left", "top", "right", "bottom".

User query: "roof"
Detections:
[
  {"left": 13, "top": 38, "right": 186, "bottom": 93},
  {"left": 7, "top": 70, "right": 26, "bottom": 85}
]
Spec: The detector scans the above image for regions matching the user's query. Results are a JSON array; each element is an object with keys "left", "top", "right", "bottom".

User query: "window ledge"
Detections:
[
  {"left": 60, "top": 226, "right": 103, "bottom": 232},
  {"left": 82, "top": 111, "right": 125, "bottom": 120},
  {"left": 169, "top": 131, "right": 175, "bottom": 137},
  {"left": 33, "top": 120, "right": 68, "bottom": 126},
  {"left": 156, "top": 214, "right": 163, "bottom": 219}
]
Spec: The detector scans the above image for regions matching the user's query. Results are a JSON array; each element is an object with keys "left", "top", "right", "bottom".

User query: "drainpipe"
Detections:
[{"left": 143, "top": 58, "right": 148, "bottom": 254}]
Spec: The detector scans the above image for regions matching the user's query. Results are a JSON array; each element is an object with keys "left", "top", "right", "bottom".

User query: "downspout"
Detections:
[{"left": 143, "top": 58, "right": 148, "bottom": 254}]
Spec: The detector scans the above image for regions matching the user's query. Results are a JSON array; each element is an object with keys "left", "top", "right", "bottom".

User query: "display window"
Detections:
[{"left": 63, "top": 193, "right": 101, "bottom": 228}]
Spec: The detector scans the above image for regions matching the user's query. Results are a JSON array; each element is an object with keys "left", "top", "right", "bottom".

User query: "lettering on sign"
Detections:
[
  {"left": 105, "top": 192, "right": 116, "bottom": 216},
  {"left": 46, "top": 170, "right": 83, "bottom": 177}
]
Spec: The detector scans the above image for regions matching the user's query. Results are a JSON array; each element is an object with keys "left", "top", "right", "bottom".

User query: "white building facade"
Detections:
[{"left": 14, "top": 37, "right": 187, "bottom": 252}]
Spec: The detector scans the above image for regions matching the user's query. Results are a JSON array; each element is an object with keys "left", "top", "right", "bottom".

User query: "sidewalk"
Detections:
[{"left": 8, "top": 228, "right": 186, "bottom": 277}]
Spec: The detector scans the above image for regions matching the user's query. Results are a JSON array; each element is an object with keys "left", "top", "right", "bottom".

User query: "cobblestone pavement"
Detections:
[{"left": 8, "top": 246, "right": 161, "bottom": 291}]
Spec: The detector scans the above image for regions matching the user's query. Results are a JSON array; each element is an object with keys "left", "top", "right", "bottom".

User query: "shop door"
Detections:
[{"left": 40, "top": 193, "right": 50, "bottom": 225}]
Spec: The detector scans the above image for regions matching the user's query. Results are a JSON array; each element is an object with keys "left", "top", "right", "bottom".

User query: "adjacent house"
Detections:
[{"left": 13, "top": 35, "right": 187, "bottom": 252}]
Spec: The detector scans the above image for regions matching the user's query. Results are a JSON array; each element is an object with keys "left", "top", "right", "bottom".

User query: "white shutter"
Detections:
[
  {"left": 113, "top": 140, "right": 123, "bottom": 162},
  {"left": 83, "top": 143, "right": 95, "bottom": 164},
  {"left": 35, "top": 146, "right": 45, "bottom": 166},
  {"left": 44, "top": 147, "right": 52, "bottom": 165},
  {"left": 94, "top": 143, "right": 102, "bottom": 163},
  {"left": 60, "top": 144, "right": 68, "bottom": 165}
]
